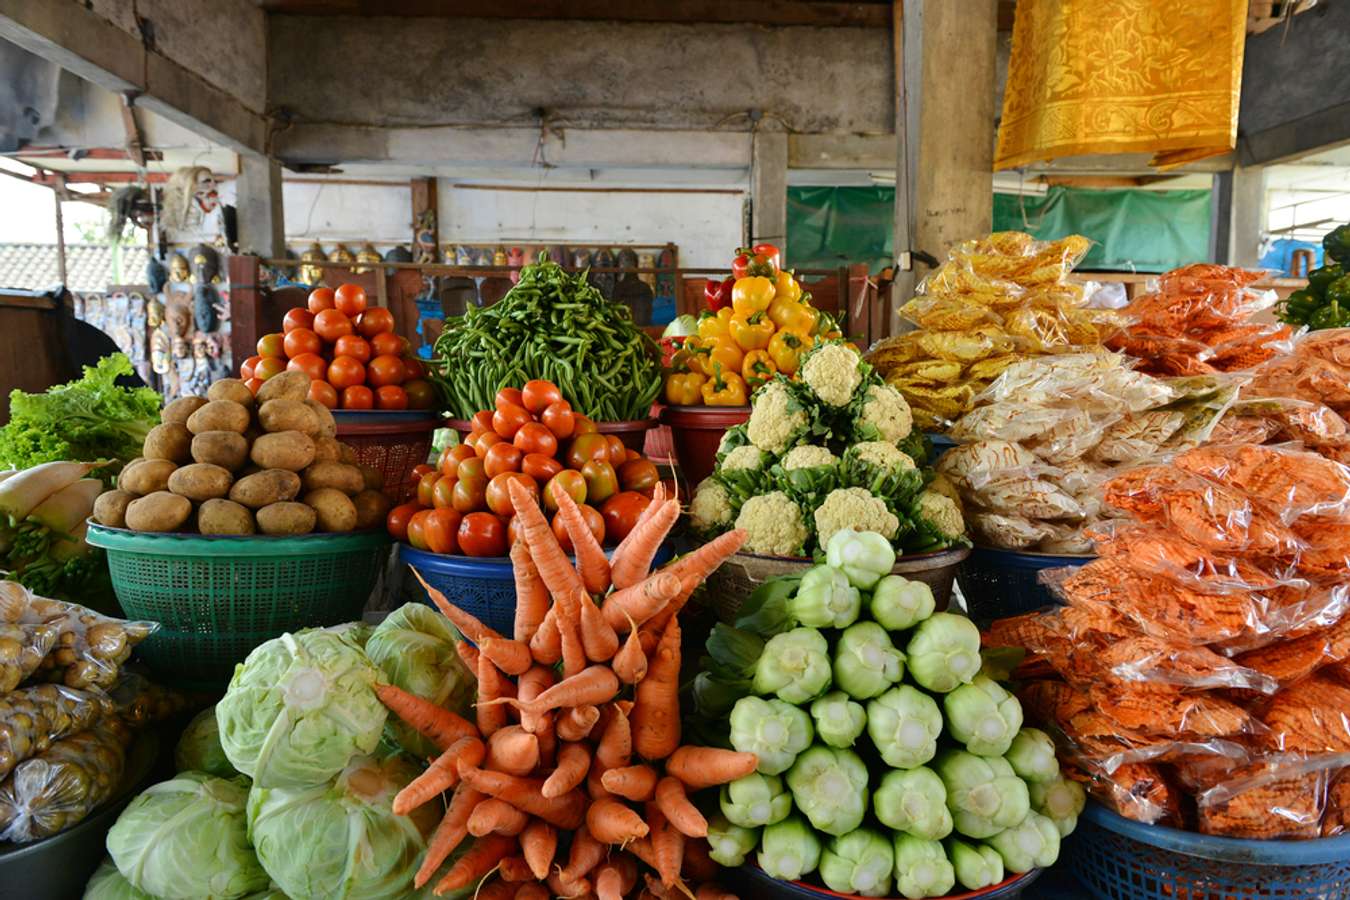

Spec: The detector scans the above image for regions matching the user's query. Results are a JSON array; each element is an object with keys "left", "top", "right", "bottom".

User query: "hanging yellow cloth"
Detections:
[{"left": 995, "top": 0, "right": 1248, "bottom": 171}]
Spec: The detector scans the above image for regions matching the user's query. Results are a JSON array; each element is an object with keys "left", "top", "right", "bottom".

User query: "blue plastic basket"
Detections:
[
  {"left": 400, "top": 542, "right": 675, "bottom": 637},
  {"left": 957, "top": 545, "right": 1091, "bottom": 623},
  {"left": 1068, "top": 801, "right": 1350, "bottom": 900},
  {"left": 927, "top": 432, "right": 957, "bottom": 463}
]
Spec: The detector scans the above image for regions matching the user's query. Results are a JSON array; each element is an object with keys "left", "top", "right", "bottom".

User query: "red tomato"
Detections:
[
  {"left": 245, "top": 377, "right": 265, "bottom": 395},
  {"left": 370, "top": 331, "right": 406, "bottom": 358},
  {"left": 254, "top": 357, "right": 287, "bottom": 381},
  {"left": 307, "top": 287, "right": 336, "bottom": 314},
  {"left": 357, "top": 307, "right": 396, "bottom": 338},
  {"left": 240, "top": 355, "right": 262, "bottom": 380},
  {"left": 416, "top": 471, "right": 441, "bottom": 508},
  {"left": 601, "top": 492, "right": 651, "bottom": 545},
  {"left": 282, "top": 328, "right": 320, "bottom": 359},
  {"left": 470, "top": 410, "right": 495, "bottom": 434},
  {"left": 452, "top": 479, "right": 487, "bottom": 514},
  {"left": 335, "top": 284, "right": 369, "bottom": 317},
  {"left": 495, "top": 387, "right": 525, "bottom": 411},
  {"left": 552, "top": 504, "right": 605, "bottom": 553},
  {"left": 513, "top": 422, "right": 558, "bottom": 457},
  {"left": 314, "top": 309, "right": 354, "bottom": 343},
  {"left": 288, "top": 352, "right": 328, "bottom": 382},
  {"left": 368, "top": 354, "right": 406, "bottom": 388},
  {"left": 541, "top": 401, "right": 575, "bottom": 440},
  {"left": 257, "top": 332, "right": 285, "bottom": 359},
  {"left": 522, "top": 453, "right": 562, "bottom": 483},
  {"left": 581, "top": 459, "right": 618, "bottom": 505},
  {"left": 308, "top": 380, "right": 339, "bottom": 409},
  {"left": 619, "top": 458, "right": 659, "bottom": 493},
  {"left": 411, "top": 464, "right": 436, "bottom": 479},
  {"left": 431, "top": 474, "right": 458, "bottom": 509},
  {"left": 407, "top": 509, "right": 433, "bottom": 550},
  {"left": 423, "top": 508, "right": 461, "bottom": 554},
  {"left": 573, "top": 415, "right": 598, "bottom": 435},
  {"left": 484, "top": 441, "right": 524, "bottom": 478},
  {"left": 522, "top": 380, "right": 563, "bottom": 415},
  {"left": 283, "top": 308, "right": 315, "bottom": 333},
  {"left": 624, "top": 448, "right": 642, "bottom": 462},
  {"left": 386, "top": 501, "right": 421, "bottom": 541},
  {"left": 450, "top": 444, "right": 477, "bottom": 464},
  {"left": 403, "top": 357, "right": 427, "bottom": 381},
  {"left": 604, "top": 436, "right": 627, "bottom": 466},
  {"left": 328, "top": 356, "right": 366, "bottom": 389},
  {"left": 437, "top": 447, "right": 459, "bottom": 476},
  {"left": 403, "top": 379, "right": 436, "bottom": 410},
  {"left": 544, "top": 470, "right": 587, "bottom": 513},
  {"left": 486, "top": 472, "right": 537, "bottom": 518},
  {"left": 457, "top": 457, "right": 487, "bottom": 484},
  {"left": 376, "top": 385, "right": 408, "bottom": 410},
  {"left": 333, "top": 334, "right": 371, "bottom": 364},
  {"left": 341, "top": 385, "right": 375, "bottom": 409},
  {"left": 565, "top": 433, "right": 611, "bottom": 470},
  {"left": 474, "top": 432, "right": 504, "bottom": 457},
  {"left": 492, "top": 403, "right": 532, "bottom": 440},
  {"left": 458, "top": 512, "right": 507, "bottom": 557},
  {"left": 506, "top": 516, "right": 521, "bottom": 548}
]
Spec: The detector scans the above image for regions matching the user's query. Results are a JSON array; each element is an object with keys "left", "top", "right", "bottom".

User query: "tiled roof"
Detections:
[{"left": 0, "top": 243, "right": 152, "bottom": 293}]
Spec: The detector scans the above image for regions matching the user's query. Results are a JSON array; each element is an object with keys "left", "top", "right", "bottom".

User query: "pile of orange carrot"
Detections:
[{"left": 379, "top": 478, "right": 756, "bottom": 898}]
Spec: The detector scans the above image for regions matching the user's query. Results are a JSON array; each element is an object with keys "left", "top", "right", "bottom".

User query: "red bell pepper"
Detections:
[
  {"left": 731, "top": 244, "right": 781, "bottom": 280},
  {"left": 704, "top": 276, "right": 735, "bottom": 311}
]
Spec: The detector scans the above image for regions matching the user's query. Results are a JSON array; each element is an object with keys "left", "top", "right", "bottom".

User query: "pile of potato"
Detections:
[{"left": 93, "top": 372, "right": 391, "bottom": 536}]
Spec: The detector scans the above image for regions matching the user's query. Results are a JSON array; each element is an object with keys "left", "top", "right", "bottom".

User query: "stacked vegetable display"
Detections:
[
  {"left": 693, "top": 531, "right": 1080, "bottom": 897},
  {"left": 690, "top": 341, "right": 965, "bottom": 557},
  {"left": 1277, "top": 223, "right": 1350, "bottom": 330},
  {"left": 389, "top": 379, "right": 661, "bottom": 557},
  {"left": 241, "top": 284, "right": 435, "bottom": 411},
  {"left": 433, "top": 258, "right": 663, "bottom": 422},
  {"left": 664, "top": 244, "right": 843, "bottom": 407}
]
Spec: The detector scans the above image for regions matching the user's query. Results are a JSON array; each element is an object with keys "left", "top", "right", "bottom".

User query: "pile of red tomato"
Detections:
[
  {"left": 387, "top": 379, "right": 660, "bottom": 558},
  {"left": 238, "top": 284, "right": 437, "bottom": 410}
]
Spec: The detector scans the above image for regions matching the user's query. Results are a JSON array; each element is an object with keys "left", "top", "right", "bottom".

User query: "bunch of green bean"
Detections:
[{"left": 430, "top": 259, "right": 663, "bottom": 421}]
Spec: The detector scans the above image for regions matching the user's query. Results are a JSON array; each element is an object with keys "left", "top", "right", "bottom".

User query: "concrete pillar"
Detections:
[
  {"left": 236, "top": 155, "right": 284, "bottom": 258},
  {"left": 1229, "top": 166, "right": 1265, "bottom": 268},
  {"left": 751, "top": 130, "right": 788, "bottom": 258}
]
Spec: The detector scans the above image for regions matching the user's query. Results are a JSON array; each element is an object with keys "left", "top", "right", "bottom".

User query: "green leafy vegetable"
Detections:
[
  {"left": 892, "top": 834, "right": 955, "bottom": 900},
  {"left": 819, "top": 828, "right": 894, "bottom": 897},
  {"left": 174, "top": 707, "right": 236, "bottom": 778},
  {"left": 866, "top": 685, "right": 942, "bottom": 769},
  {"left": 787, "top": 564, "right": 861, "bottom": 629},
  {"left": 905, "top": 612, "right": 982, "bottom": 693},
  {"left": 753, "top": 627, "right": 832, "bottom": 704},
  {"left": 942, "top": 675, "right": 1024, "bottom": 757},
  {"left": 1005, "top": 727, "right": 1060, "bottom": 784},
  {"left": 809, "top": 691, "right": 866, "bottom": 749},
  {"left": 833, "top": 621, "right": 905, "bottom": 700},
  {"left": 707, "top": 813, "right": 760, "bottom": 867},
  {"left": 870, "top": 574, "right": 936, "bottom": 631},
  {"left": 1029, "top": 776, "right": 1086, "bottom": 837},
  {"left": 935, "top": 750, "right": 1030, "bottom": 840},
  {"left": 729, "top": 696, "right": 813, "bottom": 776},
  {"left": 947, "top": 838, "right": 1004, "bottom": 891},
  {"left": 987, "top": 810, "right": 1061, "bottom": 872},
  {"left": 720, "top": 772, "right": 793, "bottom": 828},
  {"left": 825, "top": 527, "right": 897, "bottom": 590},
  {"left": 873, "top": 767, "right": 952, "bottom": 841},
  {"left": 757, "top": 814, "right": 823, "bottom": 881},
  {"left": 786, "top": 745, "right": 869, "bottom": 837}
]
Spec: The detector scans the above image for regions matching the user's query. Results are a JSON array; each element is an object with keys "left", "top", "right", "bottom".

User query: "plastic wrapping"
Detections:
[
  {"left": 1173, "top": 443, "right": 1350, "bottom": 524},
  {"left": 0, "top": 623, "right": 59, "bottom": 692},
  {"left": 0, "top": 684, "right": 112, "bottom": 782},
  {"left": 1195, "top": 754, "right": 1346, "bottom": 840},
  {"left": 19, "top": 594, "right": 156, "bottom": 690},
  {"left": 1087, "top": 682, "right": 1260, "bottom": 741},
  {"left": 0, "top": 720, "right": 128, "bottom": 842},
  {"left": 936, "top": 440, "right": 1051, "bottom": 492},
  {"left": 968, "top": 512, "right": 1055, "bottom": 551},
  {"left": 1068, "top": 762, "right": 1184, "bottom": 827},
  {"left": 1259, "top": 675, "right": 1350, "bottom": 755},
  {"left": 1322, "top": 769, "right": 1350, "bottom": 837},
  {"left": 108, "top": 673, "right": 195, "bottom": 727},
  {"left": 1101, "top": 635, "right": 1279, "bottom": 694},
  {"left": 0, "top": 581, "right": 29, "bottom": 623}
]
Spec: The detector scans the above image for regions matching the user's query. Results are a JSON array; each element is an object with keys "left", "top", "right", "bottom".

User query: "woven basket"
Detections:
[{"left": 334, "top": 410, "right": 437, "bottom": 503}]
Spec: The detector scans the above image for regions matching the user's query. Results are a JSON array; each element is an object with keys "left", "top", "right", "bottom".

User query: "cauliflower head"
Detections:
[
  {"left": 802, "top": 342, "right": 865, "bottom": 407},
  {"left": 814, "top": 487, "right": 900, "bottom": 547},
  {"left": 854, "top": 383, "right": 914, "bottom": 444},
  {"left": 723, "top": 444, "right": 767, "bottom": 471},
  {"left": 916, "top": 489, "right": 965, "bottom": 540},
  {"left": 747, "top": 379, "right": 810, "bottom": 455},
  {"left": 736, "top": 491, "right": 809, "bottom": 556},
  {"left": 690, "top": 478, "right": 735, "bottom": 533},
  {"left": 851, "top": 440, "right": 916, "bottom": 471},
  {"left": 782, "top": 444, "right": 837, "bottom": 471}
]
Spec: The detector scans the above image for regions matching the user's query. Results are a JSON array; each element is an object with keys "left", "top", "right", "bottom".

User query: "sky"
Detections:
[{"left": 0, "top": 161, "right": 109, "bottom": 243}]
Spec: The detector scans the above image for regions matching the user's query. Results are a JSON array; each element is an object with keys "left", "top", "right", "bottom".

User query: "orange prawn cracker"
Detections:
[
  {"left": 1196, "top": 757, "right": 1333, "bottom": 840},
  {"left": 1082, "top": 763, "right": 1184, "bottom": 826},
  {"left": 1100, "top": 635, "right": 1278, "bottom": 693},
  {"left": 1089, "top": 682, "right": 1257, "bottom": 740},
  {"left": 1323, "top": 769, "right": 1350, "bottom": 837},
  {"left": 1175, "top": 444, "right": 1350, "bottom": 523},
  {"left": 1261, "top": 676, "right": 1350, "bottom": 755}
]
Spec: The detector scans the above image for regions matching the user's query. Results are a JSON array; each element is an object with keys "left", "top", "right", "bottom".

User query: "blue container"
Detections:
[
  {"left": 1069, "top": 801, "right": 1350, "bottom": 900},
  {"left": 927, "top": 432, "right": 956, "bottom": 463},
  {"left": 957, "top": 545, "right": 1091, "bottom": 624},
  {"left": 731, "top": 864, "right": 1040, "bottom": 899},
  {"left": 400, "top": 542, "right": 674, "bottom": 637}
]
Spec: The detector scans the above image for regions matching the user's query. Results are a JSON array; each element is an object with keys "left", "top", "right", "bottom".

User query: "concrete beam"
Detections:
[
  {"left": 790, "top": 134, "right": 896, "bottom": 170},
  {"left": 751, "top": 131, "right": 788, "bottom": 254},
  {"left": 237, "top": 156, "right": 285, "bottom": 257},
  {"left": 1229, "top": 166, "right": 1265, "bottom": 267}
]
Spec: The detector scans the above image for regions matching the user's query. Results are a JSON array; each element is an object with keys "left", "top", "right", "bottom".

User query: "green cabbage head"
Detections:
[
  {"left": 83, "top": 858, "right": 154, "bottom": 900},
  {"left": 174, "top": 707, "right": 236, "bottom": 778}
]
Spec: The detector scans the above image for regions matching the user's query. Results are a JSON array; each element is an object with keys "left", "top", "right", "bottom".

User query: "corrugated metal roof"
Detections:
[{"left": 0, "top": 243, "right": 152, "bottom": 292}]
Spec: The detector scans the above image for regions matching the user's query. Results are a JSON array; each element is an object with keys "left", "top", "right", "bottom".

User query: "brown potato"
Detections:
[
  {"left": 167, "top": 463, "right": 233, "bottom": 502},
  {"left": 93, "top": 490, "right": 135, "bottom": 528},
  {"left": 118, "top": 459, "right": 177, "bottom": 496},
  {"left": 186, "top": 399, "right": 250, "bottom": 435},
  {"left": 258, "top": 399, "right": 320, "bottom": 436},
  {"left": 196, "top": 498, "right": 255, "bottom": 535},
  {"left": 250, "top": 431, "right": 316, "bottom": 472},
  {"left": 256, "top": 371, "right": 311, "bottom": 404},
  {"left": 306, "top": 400, "right": 337, "bottom": 438},
  {"left": 161, "top": 396, "right": 208, "bottom": 426},
  {"left": 357, "top": 464, "right": 384, "bottom": 491},
  {"left": 229, "top": 469, "right": 301, "bottom": 509},
  {"left": 142, "top": 423, "right": 192, "bottom": 463},
  {"left": 191, "top": 431, "right": 249, "bottom": 471},
  {"left": 124, "top": 491, "right": 192, "bottom": 532},
  {"left": 312, "top": 436, "right": 343, "bottom": 462},
  {"left": 207, "top": 378, "right": 255, "bottom": 408},
  {"left": 301, "top": 461, "right": 364, "bottom": 495},
  {"left": 256, "top": 501, "right": 316, "bottom": 535},
  {"left": 304, "top": 488, "right": 357, "bottom": 533},
  {"left": 337, "top": 442, "right": 359, "bottom": 465},
  {"left": 352, "top": 489, "right": 391, "bottom": 530}
]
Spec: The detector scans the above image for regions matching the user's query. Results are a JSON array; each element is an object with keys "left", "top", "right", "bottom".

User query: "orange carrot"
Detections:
[
  {"left": 410, "top": 566, "right": 504, "bottom": 645},
  {"left": 562, "top": 824, "right": 607, "bottom": 883},
  {"left": 612, "top": 482, "right": 666, "bottom": 566},
  {"left": 665, "top": 747, "right": 758, "bottom": 789},
  {"left": 497, "top": 855, "right": 534, "bottom": 882},
  {"left": 511, "top": 537, "right": 550, "bottom": 644},
  {"left": 415, "top": 781, "right": 485, "bottom": 888},
  {"left": 454, "top": 639, "right": 479, "bottom": 673},
  {"left": 587, "top": 796, "right": 649, "bottom": 844},
  {"left": 695, "top": 884, "right": 738, "bottom": 900},
  {"left": 468, "top": 797, "right": 531, "bottom": 837},
  {"left": 535, "top": 717, "right": 557, "bottom": 770},
  {"left": 601, "top": 764, "right": 659, "bottom": 802},
  {"left": 656, "top": 775, "right": 708, "bottom": 837},
  {"left": 508, "top": 478, "right": 585, "bottom": 599},
  {"left": 646, "top": 529, "right": 747, "bottom": 632},
  {"left": 393, "top": 735, "right": 486, "bottom": 815},
  {"left": 631, "top": 616, "right": 682, "bottom": 760},
  {"left": 648, "top": 803, "right": 685, "bottom": 888},
  {"left": 477, "top": 879, "right": 515, "bottom": 900},
  {"left": 511, "top": 665, "right": 619, "bottom": 717},
  {"left": 485, "top": 725, "right": 540, "bottom": 777},
  {"left": 548, "top": 870, "right": 592, "bottom": 900},
  {"left": 555, "top": 487, "right": 611, "bottom": 594},
  {"left": 529, "top": 607, "right": 562, "bottom": 665},
  {"left": 434, "top": 832, "right": 515, "bottom": 895},
  {"left": 516, "top": 665, "right": 556, "bottom": 736},
  {"left": 457, "top": 765, "right": 587, "bottom": 829},
  {"left": 612, "top": 607, "right": 649, "bottom": 685},
  {"left": 595, "top": 702, "right": 632, "bottom": 771},
  {"left": 578, "top": 589, "right": 620, "bottom": 662},
  {"left": 610, "top": 499, "right": 680, "bottom": 590},
  {"left": 601, "top": 571, "right": 682, "bottom": 632},
  {"left": 375, "top": 684, "right": 476, "bottom": 752},
  {"left": 684, "top": 839, "right": 719, "bottom": 882},
  {"left": 479, "top": 636, "right": 533, "bottom": 676},
  {"left": 626, "top": 836, "right": 659, "bottom": 870},
  {"left": 594, "top": 855, "right": 639, "bottom": 900},
  {"left": 519, "top": 818, "right": 556, "bottom": 880},
  {"left": 514, "top": 883, "right": 550, "bottom": 900},
  {"left": 542, "top": 740, "right": 591, "bottom": 799},
  {"left": 477, "top": 653, "right": 514, "bottom": 737},
  {"left": 556, "top": 704, "right": 601, "bottom": 742},
  {"left": 555, "top": 588, "right": 588, "bottom": 680}
]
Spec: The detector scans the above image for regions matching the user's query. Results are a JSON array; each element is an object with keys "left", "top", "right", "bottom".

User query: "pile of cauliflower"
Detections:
[{"left": 691, "top": 341, "right": 967, "bottom": 557}]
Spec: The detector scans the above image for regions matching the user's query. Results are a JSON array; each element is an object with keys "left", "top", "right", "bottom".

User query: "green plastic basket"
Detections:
[{"left": 86, "top": 523, "right": 391, "bottom": 690}]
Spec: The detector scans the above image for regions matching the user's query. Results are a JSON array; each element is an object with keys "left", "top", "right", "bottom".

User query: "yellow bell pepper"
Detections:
[
  {"left": 774, "top": 270, "right": 802, "bottom": 304},
  {"left": 697, "top": 307, "right": 734, "bottom": 342},
  {"left": 731, "top": 276, "right": 776, "bottom": 317},
  {"left": 729, "top": 310, "right": 775, "bottom": 351},
  {"left": 701, "top": 335, "right": 744, "bottom": 379},
  {"left": 768, "top": 296, "right": 819, "bottom": 334},
  {"left": 664, "top": 371, "right": 707, "bottom": 405},
  {"left": 701, "top": 366, "right": 748, "bottom": 406},
  {"left": 678, "top": 338, "right": 708, "bottom": 376},
  {"left": 742, "top": 350, "right": 778, "bottom": 392},
  {"left": 768, "top": 328, "right": 812, "bottom": 375}
]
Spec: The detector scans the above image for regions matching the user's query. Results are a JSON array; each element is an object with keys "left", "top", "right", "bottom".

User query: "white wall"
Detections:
[{"left": 283, "top": 180, "right": 412, "bottom": 248}]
